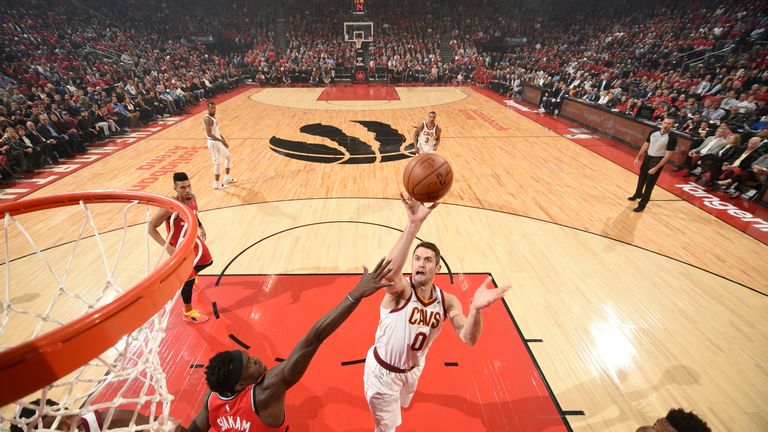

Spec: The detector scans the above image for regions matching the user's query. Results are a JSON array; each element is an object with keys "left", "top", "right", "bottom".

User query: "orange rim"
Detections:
[{"left": 0, "top": 191, "right": 198, "bottom": 407}]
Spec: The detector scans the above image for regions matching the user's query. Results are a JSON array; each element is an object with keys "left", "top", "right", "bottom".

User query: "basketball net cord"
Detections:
[{"left": 1, "top": 200, "right": 199, "bottom": 431}]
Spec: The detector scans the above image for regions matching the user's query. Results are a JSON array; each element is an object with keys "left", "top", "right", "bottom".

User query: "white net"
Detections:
[{"left": 0, "top": 194, "right": 195, "bottom": 432}]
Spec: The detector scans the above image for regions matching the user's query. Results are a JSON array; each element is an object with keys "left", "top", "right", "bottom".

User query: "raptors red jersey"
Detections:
[
  {"left": 372, "top": 277, "right": 447, "bottom": 370},
  {"left": 207, "top": 384, "right": 289, "bottom": 432},
  {"left": 164, "top": 196, "right": 200, "bottom": 247}
]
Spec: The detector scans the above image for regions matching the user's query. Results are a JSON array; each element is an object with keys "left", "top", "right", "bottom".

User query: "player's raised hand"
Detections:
[
  {"left": 400, "top": 192, "right": 439, "bottom": 223},
  {"left": 470, "top": 276, "right": 511, "bottom": 310},
  {"left": 350, "top": 257, "right": 394, "bottom": 300}
]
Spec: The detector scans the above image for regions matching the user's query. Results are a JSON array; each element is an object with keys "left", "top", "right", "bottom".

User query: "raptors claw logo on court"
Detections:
[{"left": 269, "top": 121, "right": 415, "bottom": 164}]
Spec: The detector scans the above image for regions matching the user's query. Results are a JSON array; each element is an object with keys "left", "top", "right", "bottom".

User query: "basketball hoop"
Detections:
[
  {"left": 354, "top": 37, "right": 364, "bottom": 50},
  {"left": 0, "top": 191, "right": 198, "bottom": 430}
]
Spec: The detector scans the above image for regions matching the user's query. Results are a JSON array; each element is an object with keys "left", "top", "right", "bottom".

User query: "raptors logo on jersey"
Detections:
[
  {"left": 372, "top": 277, "right": 447, "bottom": 370},
  {"left": 417, "top": 121, "right": 438, "bottom": 153}
]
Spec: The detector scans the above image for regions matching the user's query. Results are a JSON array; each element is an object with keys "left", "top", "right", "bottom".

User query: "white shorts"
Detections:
[
  {"left": 417, "top": 142, "right": 436, "bottom": 153},
  {"left": 363, "top": 346, "right": 424, "bottom": 432},
  {"left": 207, "top": 139, "right": 231, "bottom": 167}
]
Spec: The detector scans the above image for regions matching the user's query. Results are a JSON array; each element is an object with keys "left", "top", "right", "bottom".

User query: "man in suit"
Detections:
[
  {"left": 697, "top": 134, "right": 742, "bottom": 187},
  {"left": 725, "top": 152, "right": 768, "bottom": 198},
  {"left": 683, "top": 123, "right": 728, "bottom": 175},
  {"left": 24, "top": 121, "right": 57, "bottom": 163},
  {"left": 553, "top": 82, "right": 568, "bottom": 115},
  {"left": 35, "top": 116, "right": 74, "bottom": 158},
  {"left": 77, "top": 109, "right": 99, "bottom": 144},
  {"left": 540, "top": 82, "right": 567, "bottom": 114},
  {"left": 713, "top": 137, "right": 763, "bottom": 189},
  {"left": 55, "top": 112, "right": 87, "bottom": 152},
  {"left": 585, "top": 88, "right": 600, "bottom": 103},
  {"left": 596, "top": 74, "right": 613, "bottom": 92}
]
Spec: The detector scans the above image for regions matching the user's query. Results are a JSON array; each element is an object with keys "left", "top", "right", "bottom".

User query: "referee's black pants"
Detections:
[{"left": 633, "top": 154, "right": 664, "bottom": 207}]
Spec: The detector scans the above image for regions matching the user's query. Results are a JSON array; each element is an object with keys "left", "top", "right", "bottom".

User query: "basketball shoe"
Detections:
[
  {"left": 213, "top": 181, "right": 227, "bottom": 190},
  {"left": 224, "top": 175, "right": 237, "bottom": 183},
  {"left": 182, "top": 307, "right": 209, "bottom": 323}
]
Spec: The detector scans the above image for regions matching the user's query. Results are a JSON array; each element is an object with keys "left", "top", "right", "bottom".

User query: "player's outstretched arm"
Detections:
[
  {"left": 385, "top": 193, "right": 439, "bottom": 295},
  {"left": 445, "top": 276, "right": 510, "bottom": 346},
  {"left": 270, "top": 258, "right": 393, "bottom": 391}
]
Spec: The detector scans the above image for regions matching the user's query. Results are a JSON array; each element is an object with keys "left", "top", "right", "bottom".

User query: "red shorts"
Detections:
[{"left": 186, "top": 238, "right": 212, "bottom": 281}]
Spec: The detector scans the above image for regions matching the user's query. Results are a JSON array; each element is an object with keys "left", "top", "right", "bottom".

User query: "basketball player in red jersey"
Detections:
[
  {"left": 148, "top": 172, "right": 213, "bottom": 323},
  {"left": 186, "top": 258, "right": 394, "bottom": 432},
  {"left": 413, "top": 111, "right": 441, "bottom": 154},
  {"left": 363, "top": 193, "right": 511, "bottom": 431}
]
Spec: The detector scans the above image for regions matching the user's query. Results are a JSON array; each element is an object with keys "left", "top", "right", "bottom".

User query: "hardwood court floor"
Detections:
[{"left": 3, "top": 86, "right": 767, "bottom": 431}]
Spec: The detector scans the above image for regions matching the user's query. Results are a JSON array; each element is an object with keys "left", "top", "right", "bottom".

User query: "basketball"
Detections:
[{"left": 403, "top": 153, "right": 453, "bottom": 202}]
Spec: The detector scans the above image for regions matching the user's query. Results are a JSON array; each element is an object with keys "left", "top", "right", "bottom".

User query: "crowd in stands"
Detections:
[
  {"left": 1, "top": 0, "right": 766, "bottom": 193},
  {"left": 476, "top": 0, "right": 768, "bottom": 135},
  {"left": 0, "top": 0, "right": 250, "bottom": 182},
  {"left": 241, "top": 0, "right": 447, "bottom": 85},
  {"left": 469, "top": 0, "right": 768, "bottom": 196},
  {"left": 90, "top": 0, "right": 276, "bottom": 45}
]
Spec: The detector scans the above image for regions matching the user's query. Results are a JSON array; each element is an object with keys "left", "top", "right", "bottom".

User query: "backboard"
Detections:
[{"left": 344, "top": 22, "right": 373, "bottom": 43}]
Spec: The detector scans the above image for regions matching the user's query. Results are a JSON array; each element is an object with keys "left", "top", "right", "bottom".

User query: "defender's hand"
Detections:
[{"left": 349, "top": 257, "right": 394, "bottom": 300}]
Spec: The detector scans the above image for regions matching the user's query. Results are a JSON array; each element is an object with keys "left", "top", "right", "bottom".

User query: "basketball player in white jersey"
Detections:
[
  {"left": 413, "top": 111, "right": 441, "bottom": 154},
  {"left": 204, "top": 102, "right": 236, "bottom": 190},
  {"left": 363, "top": 193, "right": 511, "bottom": 431}
]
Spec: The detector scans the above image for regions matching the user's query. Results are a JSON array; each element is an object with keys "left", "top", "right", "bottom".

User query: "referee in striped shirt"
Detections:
[{"left": 628, "top": 117, "right": 677, "bottom": 212}]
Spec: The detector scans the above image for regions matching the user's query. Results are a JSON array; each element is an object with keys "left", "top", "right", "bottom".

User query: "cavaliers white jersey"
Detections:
[
  {"left": 372, "top": 278, "right": 447, "bottom": 370},
  {"left": 417, "top": 121, "right": 438, "bottom": 153},
  {"left": 205, "top": 114, "right": 221, "bottom": 141}
]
